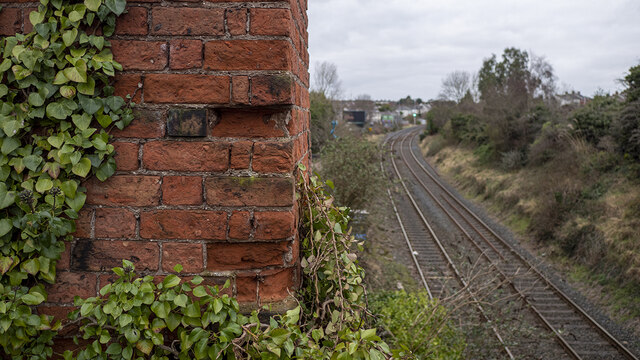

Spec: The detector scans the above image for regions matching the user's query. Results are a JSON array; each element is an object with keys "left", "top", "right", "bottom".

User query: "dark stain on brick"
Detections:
[
  {"left": 267, "top": 75, "right": 292, "bottom": 97},
  {"left": 167, "top": 108, "right": 207, "bottom": 137},
  {"left": 70, "top": 240, "right": 92, "bottom": 272}
]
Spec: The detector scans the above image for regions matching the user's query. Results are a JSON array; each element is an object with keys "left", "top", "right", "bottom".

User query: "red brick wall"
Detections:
[{"left": 0, "top": 0, "right": 309, "bottom": 311}]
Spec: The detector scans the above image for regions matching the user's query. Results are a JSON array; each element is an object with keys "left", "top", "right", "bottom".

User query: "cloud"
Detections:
[{"left": 308, "top": 0, "right": 640, "bottom": 100}]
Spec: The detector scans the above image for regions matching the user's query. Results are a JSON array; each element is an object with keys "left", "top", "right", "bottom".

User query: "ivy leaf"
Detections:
[
  {"left": 166, "top": 312, "right": 181, "bottom": 332},
  {"left": 119, "top": 314, "right": 133, "bottom": 327},
  {"left": 12, "top": 65, "right": 31, "bottom": 80},
  {"left": 0, "top": 183, "right": 16, "bottom": 209},
  {"left": 21, "top": 258, "right": 39, "bottom": 275},
  {"left": 174, "top": 294, "right": 188, "bottom": 308},
  {"left": 28, "top": 92, "right": 45, "bottom": 107},
  {"left": 151, "top": 301, "right": 170, "bottom": 319},
  {"left": 29, "top": 10, "right": 45, "bottom": 26},
  {"left": 192, "top": 286, "right": 207, "bottom": 298},
  {"left": 96, "top": 114, "right": 112, "bottom": 128},
  {"left": 72, "top": 157, "right": 91, "bottom": 177},
  {"left": 46, "top": 102, "right": 73, "bottom": 120},
  {"left": 21, "top": 292, "right": 45, "bottom": 306},
  {"left": 23, "top": 154, "right": 42, "bottom": 172},
  {"left": 63, "top": 66, "right": 86, "bottom": 83},
  {"left": 53, "top": 71, "right": 69, "bottom": 85},
  {"left": 78, "top": 94, "right": 102, "bottom": 115},
  {"left": 35, "top": 178, "right": 53, "bottom": 193},
  {"left": 0, "top": 84, "right": 8, "bottom": 98},
  {"left": 65, "top": 192, "right": 86, "bottom": 212},
  {"left": 105, "top": 96, "right": 125, "bottom": 112},
  {"left": 68, "top": 10, "right": 83, "bottom": 22},
  {"left": 95, "top": 157, "right": 115, "bottom": 181},
  {"left": 77, "top": 76, "right": 95, "bottom": 95},
  {"left": 0, "top": 219, "right": 12, "bottom": 237},
  {"left": 0, "top": 256, "right": 14, "bottom": 275},
  {"left": 61, "top": 180, "right": 78, "bottom": 198},
  {"left": 135, "top": 340, "right": 153, "bottom": 355},
  {"left": 1, "top": 137, "right": 20, "bottom": 154},
  {"left": 59, "top": 85, "right": 76, "bottom": 99},
  {"left": 104, "top": 0, "right": 126, "bottom": 16},
  {"left": 72, "top": 113, "right": 91, "bottom": 130},
  {"left": 62, "top": 29, "right": 78, "bottom": 47},
  {"left": 105, "top": 343, "right": 122, "bottom": 355},
  {"left": 122, "top": 346, "right": 133, "bottom": 360},
  {"left": 0, "top": 59, "right": 12, "bottom": 73},
  {"left": 2, "top": 120, "right": 22, "bottom": 136},
  {"left": 162, "top": 274, "right": 181, "bottom": 289},
  {"left": 84, "top": 0, "right": 101, "bottom": 12},
  {"left": 47, "top": 134, "right": 64, "bottom": 148}
]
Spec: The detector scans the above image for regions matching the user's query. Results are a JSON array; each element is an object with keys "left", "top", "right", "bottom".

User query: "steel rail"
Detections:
[
  {"left": 403, "top": 127, "right": 638, "bottom": 360},
  {"left": 386, "top": 129, "right": 515, "bottom": 359}
]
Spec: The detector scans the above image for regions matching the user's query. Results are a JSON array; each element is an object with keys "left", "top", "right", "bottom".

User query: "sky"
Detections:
[{"left": 308, "top": 0, "right": 640, "bottom": 101}]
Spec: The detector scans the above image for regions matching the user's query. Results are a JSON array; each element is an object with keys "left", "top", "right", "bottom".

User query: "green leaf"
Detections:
[
  {"left": 105, "top": 343, "right": 122, "bottom": 355},
  {"left": 77, "top": 76, "right": 95, "bottom": 95},
  {"left": 135, "top": 339, "right": 153, "bottom": 355},
  {"left": 185, "top": 303, "right": 200, "bottom": 318},
  {"left": 95, "top": 157, "right": 115, "bottom": 181},
  {"left": 106, "top": 96, "right": 125, "bottom": 111},
  {"left": 12, "top": 64, "right": 32, "bottom": 80},
  {"left": 21, "top": 258, "right": 39, "bottom": 275},
  {"left": 163, "top": 274, "right": 181, "bottom": 289},
  {"left": 47, "top": 135, "right": 64, "bottom": 149},
  {"left": 104, "top": 0, "right": 126, "bottom": 15},
  {"left": 60, "top": 180, "right": 78, "bottom": 198},
  {"left": 68, "top": 10, "right": 83, "bottom": 22},
  {"left": 62, "top": 29, "right": 78, "bottom": 47},
  {"left": 53, "top": 71, "right": 69, "bottom": 85},
  {"left": 59, "top": 86, "right": 76, "bottom": 99},
  {"left": 28, "top": 92, "right": 45, "bottom": 107},
  {"left": 72, "top": 113, "right": 91, "bottom": 130},
  {"left": 0, "top": 256, "right": 14, "bottom": 275},
  {"left": 0, "top": 219, "right": 12, "bottom": 237},
  {"left": 119, "top": 313, "right": 133, "bottom": 327},
  {"left": 0, "top": 59, "right": 12, "bottom": 73},
  {"left": 212, "top": 298, "right": 222, "bottom": 314},
  {"left": 63, "top": 66, "right": 86, "bottom": 83},
  {"left": 3, "top": 120, "right": 22, "bottom": 136},
  {"left": 1, "top": 137, "right": 20, "bottom": 154},
  {"left": 0, "top": 183, "right": 15, "bottom": 209},
  {"left": 29, "top": 10, "right": 45, "bottom": 26},
  {"left": 78, "top": 94, "right": 102, "bottom": 114},
  {"left": 0, "top": 84, "right": 8, "bottom": 98},
  {"left": 192, "top": 286, "right": 207, "bottom": 298},
  {"left": 23, "top": 154, "right": 42, "bottom": 171},
  {"left": 21, "top": 292, "right": 45, "bottom": 305},
  {"left": 84, "top": 0, "right": 101, "bottom": 12},
  {"left": 65, "top": 191, "right": 86, "bottom": 212},
  {"left": 174, "top": 294, "right": 188, "bottom": 308},
  {"left": 35, "top": 178, "right": 53, "bottom": 193},
  {"left": 46, "top": 102, "right": 73, "bottom": 120},
  {"left": 122, "top": 345, "right": 133, "bottom": 360},
  {"left": 71, "top": 157, "right": 92, "bottom": 177}
]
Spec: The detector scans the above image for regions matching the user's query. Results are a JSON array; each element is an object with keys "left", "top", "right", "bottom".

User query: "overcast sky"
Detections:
[{"left": 308, "top": 0, "right": 640, "bottom": 101}]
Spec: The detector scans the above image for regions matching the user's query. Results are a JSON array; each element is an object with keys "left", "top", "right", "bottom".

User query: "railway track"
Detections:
[{"left": 383, "top": 126, "right": 638, "bottom": 360}]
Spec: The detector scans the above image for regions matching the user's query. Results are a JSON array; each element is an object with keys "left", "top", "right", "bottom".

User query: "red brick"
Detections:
[
  {"left": 252, "top": 141, "right": 294, "bottom": 173},
  {"left": 113, "top": 142, "right": 139, "bottom": 171},
  {"left": 254, "top": 211, "right": 295, "bottom": 240},
  {"left": 144, "top": 74, "right": 230, "bottom": 104},
  {"left": 287, "top": 109, "right": 308, "bottom": 136},
  {"left": 111, "top": 40, "right": 167, "bottom": 71},
  {"left": 228, "top": 211, "right": 251, "bottom": 240},
  {"left": 0, "top": 7, "right": 20, "bottom": 36},
  {"left": 232, "top": 76, "right": 250, "bottom": 105},
  {"left": 86, "top": 175, "right": 161, "bottom": 206},
  {"left": 73, "top": 209, "right": 92, "bottom": 238},
  {"left": 204, "top": 40, "right": 292, "bottom": 71},
  {"left": 140, "top": 210, "right": 227, "bottom": 240},
  {"left": 112, "top": 109, "right": 165, "bottom": 139},
  {"left": 259, "top": 268, "right": 294, "bottom": 302},
  {"left": 115, "top": 7, "right": 148, "bottom": 35},
  {"left": 113, "top": 74, "right": 142, "bottom": 103},
  {"left": 37, "top": 306, "right": 74, "bottom": 325},
  {"left": 162, "top": 176, "right": 202, "bottom": 205},
  {"left": 230, "top": 141, "right": 252, "bottom": 170},
  {"left": 212, "top": 110, "right": 286, "bottom": 138},
  {"left": 22, "top": 7, "right": 35, "bottom": 33},
  {"left": 236, "top": 274, "right": 257, "bottom": 303},
  {"left": 94, "top": 208, "right": 136, "bottom": 239},
  {"left": 225, "top": 8, "right": 246, "bottom": 35},
  {"left": 56, "top": 243, "right": 72, "bottom": 271},
  {"left": 162, "top": 242, "right": 204, "bottom": 273},
  {"left": 206, "top": 242, "right": 288, "bottom": 271},
  {"left": 206, "top": 177, "right": 294, "bottom": 207},
  {"left": 143, "top": 141, "right": 229, "bottom": 172},
  {"left": 71, "top": 240, "right": 159, "bottom": 272},
  {"left": 170, "top": 39, "right": 202, "bottom": 70},
  {"left": 45, "top": 272, "right": 97, "bottom": 303},
  {"left": 251, "top": 74, "right": 295, "bottom": 105},
  {"left": 250, "top": 8, "right": 292, "bottom": 36},
  {"left": 151, "top": 8, "right": 223, "bottom": 35}
]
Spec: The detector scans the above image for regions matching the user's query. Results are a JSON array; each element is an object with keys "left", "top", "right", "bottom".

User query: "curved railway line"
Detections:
[{"left": 383, "top": 126, "right": 638, "bottom": 360}]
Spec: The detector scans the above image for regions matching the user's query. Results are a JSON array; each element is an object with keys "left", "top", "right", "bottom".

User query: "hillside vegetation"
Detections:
[{"left": 422, "top": 48, "right": 640, "bottom": 327}]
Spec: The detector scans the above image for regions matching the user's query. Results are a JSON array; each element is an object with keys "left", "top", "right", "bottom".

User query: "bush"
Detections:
[
  {"left": 310, "top": 91, "right": 336, "bottom": 154},
  {"left": 369, "top": 291, "right": 465, "bottom": 359},
  {"left": 571, "top": 95, "right": 621, "bottom": 145},
  {"left": 528, "top": 121, "right": 567, "bottom": 166},
  {"left": 500, "top": 150, "right": 526, "bottom": 170},
  {"left": 426, "top": 135, "right": 449, "bottom": 156},
  {"left": 320, "top": 136, "right": 386, "bottom": 209}
]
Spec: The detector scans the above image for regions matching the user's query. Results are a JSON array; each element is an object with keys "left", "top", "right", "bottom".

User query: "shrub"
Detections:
[
  {"left": 426, "top": 135, "right": 449, "bottom": 156},
  {"left": 571, "top": 95, "right": 621, "bottom": 145},
  {"left": 528, "top": 121, "right": 567, "bottom": 166},
  {"left": 500, "top": 150, "right": 526, "bottom": 170},
  {"left": 369, "top": 291, "right": 465, "bottom": 359},
  {"left": 320, "top": 136, "right": 386, "bottom": 209}
]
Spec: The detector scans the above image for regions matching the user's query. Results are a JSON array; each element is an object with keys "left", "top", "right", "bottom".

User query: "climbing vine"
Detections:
[{"left": 0, "top": 0, "right": 132, "bottom": 356}]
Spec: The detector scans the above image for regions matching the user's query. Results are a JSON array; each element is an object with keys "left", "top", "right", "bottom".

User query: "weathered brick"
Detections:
[
  {"left": 111, "top": 40, "right": 168, "bottom": 70},
  {"left": 230, "top": 141, "right": 252, "bottom": 169},
  {"left": 152, "top": 8, "right": 223, "bottom": 35},
  {"left": 231, "top": 76, "right": 250, "bottom": 105},
  {"left": 86, "top": 175, "right": 161, "bottom": 206},
  {"left": 112, "top": 109, "right": 165, "bottom": 139},
  {"left": 0, "top": 7, "right": 20, "bottom": 36},
  {"left": 56, "top": 243, "right": 72, "bottom": 270},
  {"left": 162, "top": 176, "right": 202, "bottom": 205},
  {"left": 228, "top": 211, "right": 251, "bottom": 239},
  {"left": 212, "top": 110, "right": 286, "bottom": 138},
  {"left": 37, "top": 306, "right": 74, "bottom": 325},
  {"left": 206, "top": 177, "right": 294, "bottom": 207},
  {"left": 140, "top": 210, "right": 227, "bottom": 240},
  {"left": 170, "top": 39, "right": 203, "bottom": 70},
  {"left": 143, "top": 141, "right": 229, "bottom": 172},
  {"left": 113, "top": 141, "right": 139, "bottom": 171},
  {"left": 251, "top": 74, "right": 295, "bottom": 105},
  {"left": 144, "top": 74, "right": 230, "bottom": 104},
  {"left": 252, "top": 141, "right": 294, "bottom": 173},
  {"left": 22, "top": 7, "right": 35, "bottom": 33},
  {"left": 259, "top": 268, "right": 294, "bottom": 302},
  {"left": 204, "top": 40, "right": 292, "bottom": 71},
  {"left": 73, "top": 209, "right": 92, "bottom": 238},
  {"left": 71, "top": 240, "right": 159, "bottom": 272},
  {"left": 113, "top": 74, "right": 142, "bottom": 103},
  {"left": 249, "top": 8, "right": 292, "bottom": 36},
  {"left": 206, "top": 242, "right": 288, "bottom": 271},
  {"left": 225, "top": 8, "right": 246, "bottom": 35},
  {"left": 162, "top": 242, "right": 204, "bottom": 273},
  {"left": 167, "top": 108, "right": 207, "bottom": 137},
  {"left": 115, "top": 6, "right": 148, "bottom": 35},
  {"left": 254, "top": 211, "right": 295, "bottom": 240},
  {"left": 45, "top": 272, "right": 97, "bottom": 303},
  {"left": 94, "top": 208, "right": 136, "bottom": 239},
  {"left": 236, "top": 274, "right": 257, "bottom": 303}
]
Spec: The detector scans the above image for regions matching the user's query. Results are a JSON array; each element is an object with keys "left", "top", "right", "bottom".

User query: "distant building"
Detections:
[
  {"left": 343, "top": 110, "right": 366, "bottom": 127},
  {"left": 557, "top": 92, "right": 590, "bottom": 106}
]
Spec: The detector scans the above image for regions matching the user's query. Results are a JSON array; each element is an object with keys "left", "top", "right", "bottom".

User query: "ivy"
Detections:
[{"left": 0, "top": 0, "right": 133, "bottom": 356}]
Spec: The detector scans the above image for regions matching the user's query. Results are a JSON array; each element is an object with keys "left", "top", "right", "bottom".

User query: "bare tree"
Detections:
[
  {"left": 529, "top": 53, "right": 556, "bottom": 101},
  {"left": 313, "top": 61, "right": 343, "bottom": 100},
  {"left": 439, "top": 71, "right": 472, "bottom": 103}
]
